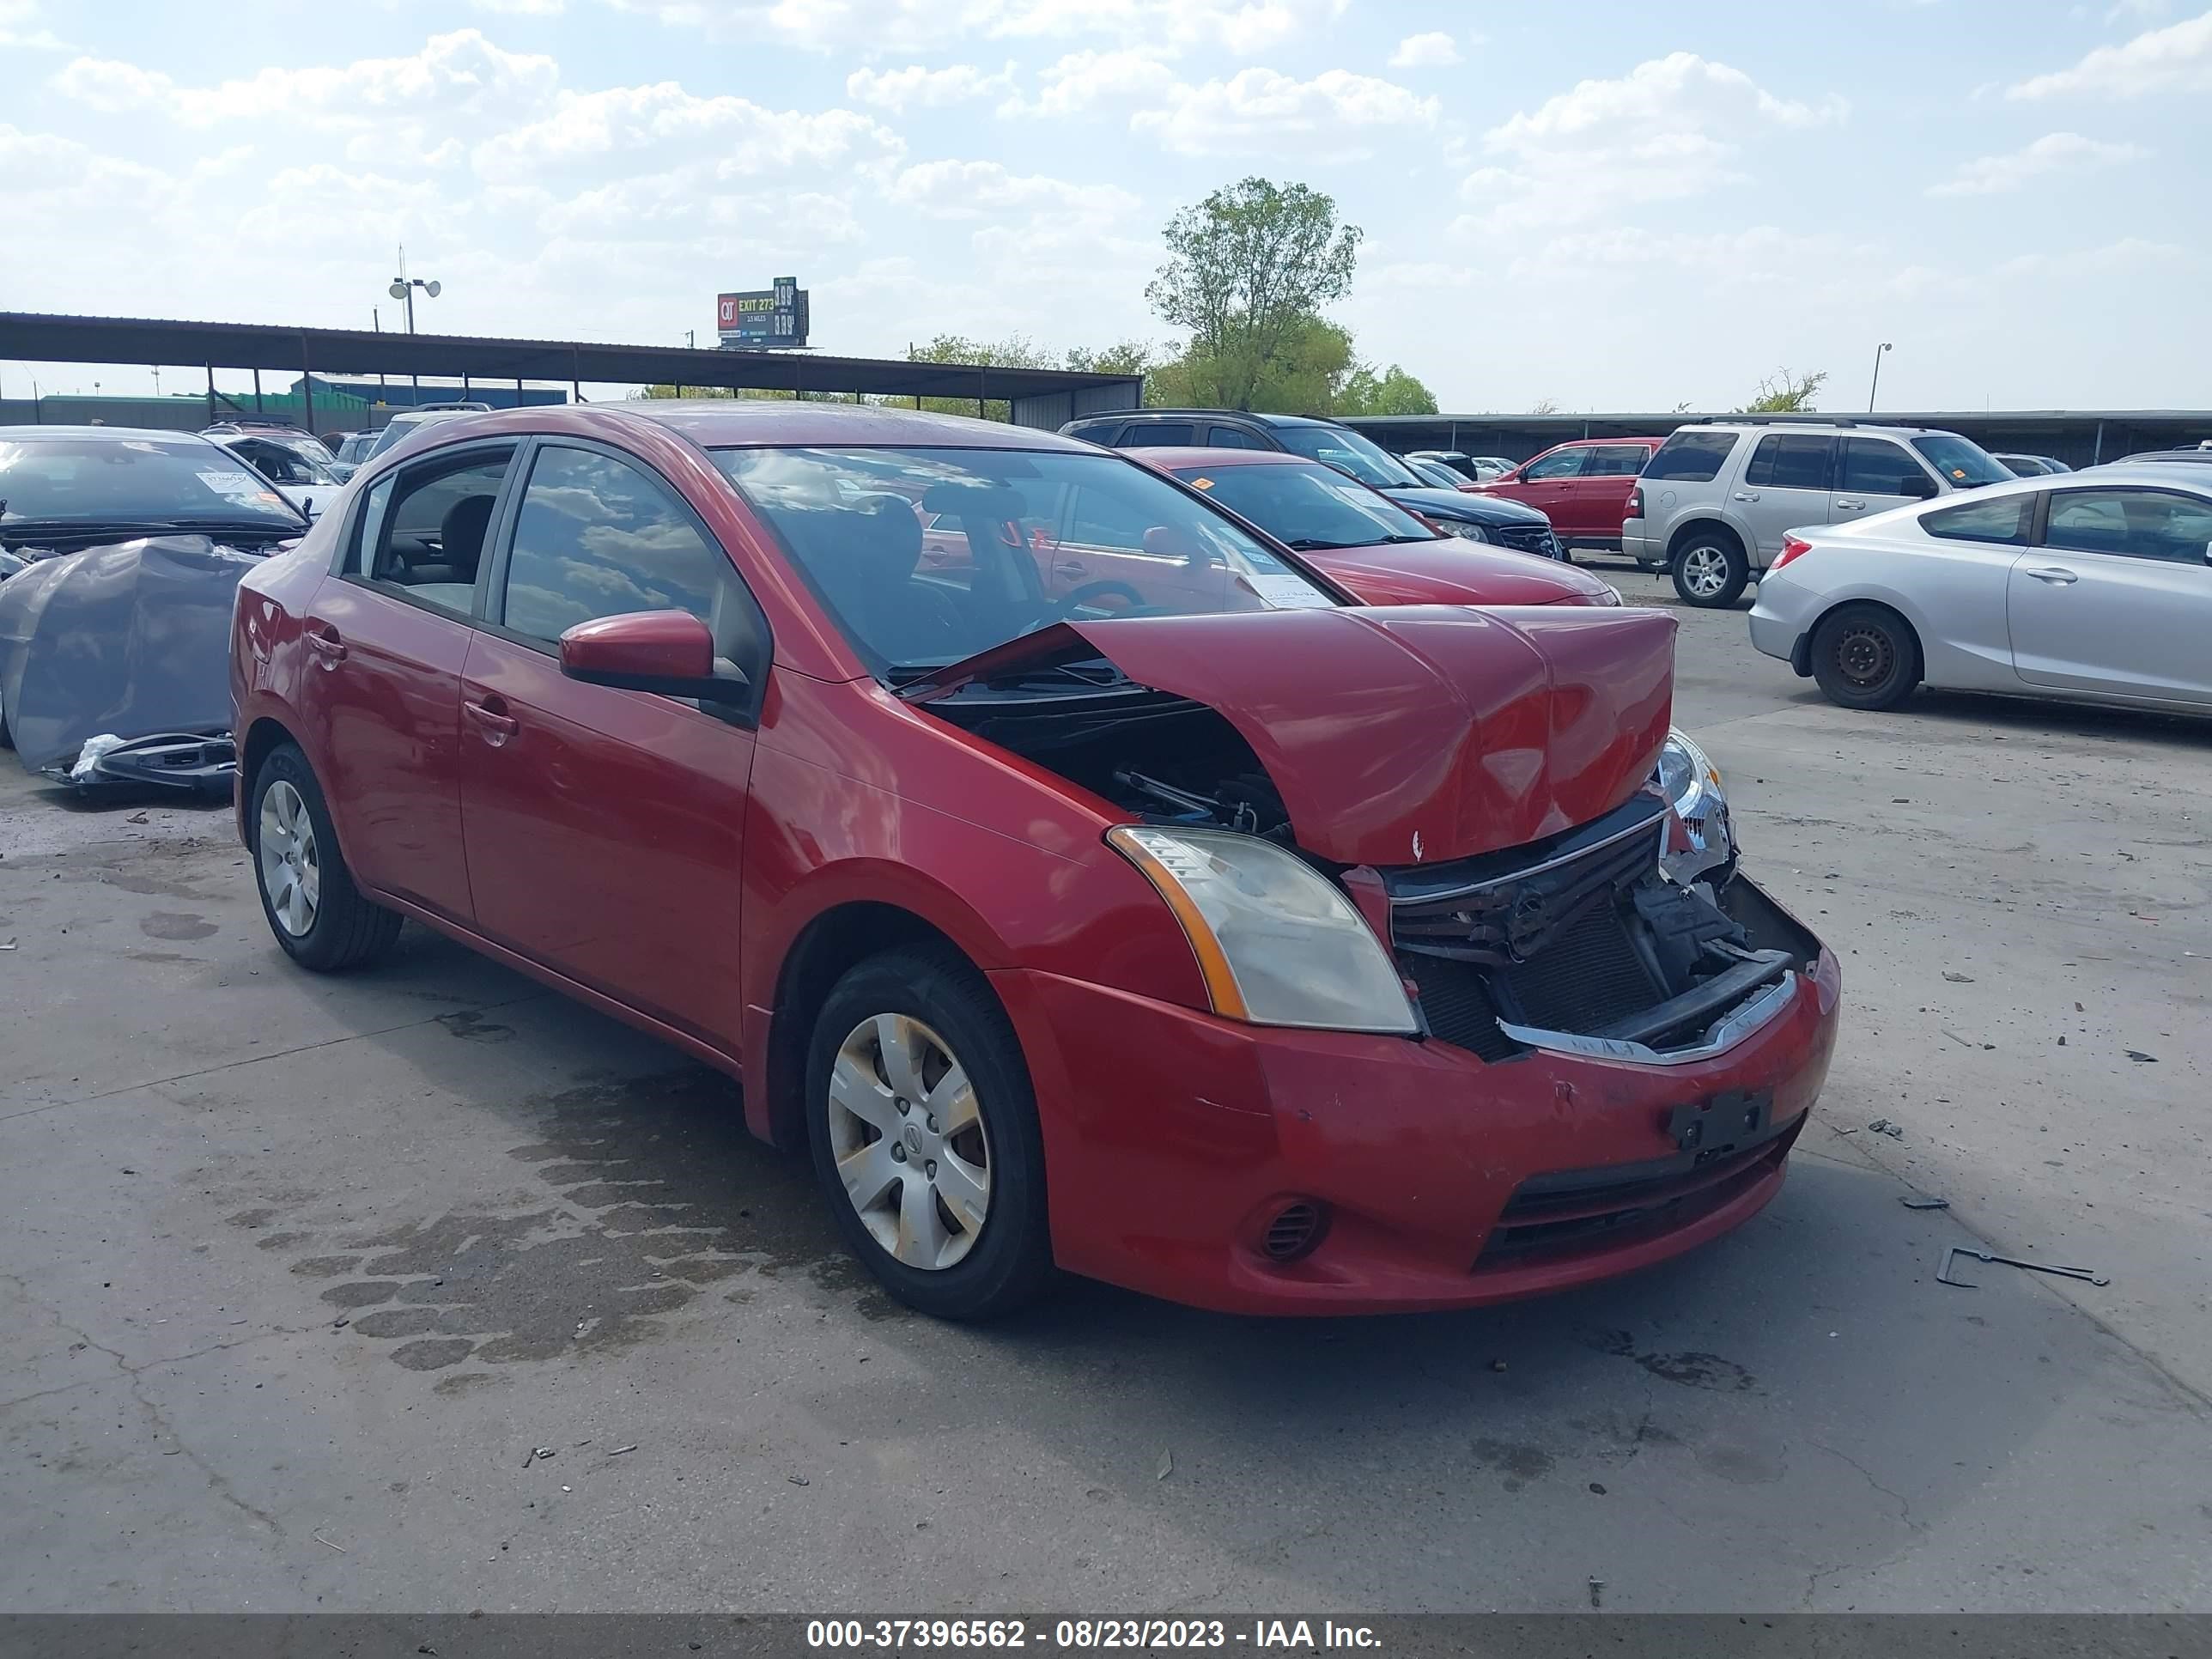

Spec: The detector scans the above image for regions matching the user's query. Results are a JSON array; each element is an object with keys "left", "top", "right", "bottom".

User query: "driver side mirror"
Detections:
[
  {"left": 1897, "top": 474, "right": 1939, "bottom": 501},
  {"left": 559, "top": 610, "right": 750, "bottom": 705}
]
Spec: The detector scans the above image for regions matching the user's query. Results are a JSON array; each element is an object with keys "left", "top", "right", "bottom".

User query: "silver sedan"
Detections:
[{"left": 1747, "top": 462, "right": 2212, "bottom": 714}]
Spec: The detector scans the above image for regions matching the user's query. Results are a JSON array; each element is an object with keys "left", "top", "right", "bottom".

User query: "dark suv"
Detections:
[{"left": 1063, "top": 410, "right": 1563, "bottom": 559}]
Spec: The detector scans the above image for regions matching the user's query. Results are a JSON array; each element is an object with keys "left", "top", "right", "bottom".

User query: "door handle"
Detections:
[
  {"left": 1833, "top": 497, "right": 1867, "bottom": 510},
  {"left": 1053, "top": 559, "right": 1087, "bottom": 579},
  {"left": 1733, "top": 491, "right": 1760, "bottom": 502},
  {"left": 464, "top": 697, "right": 519, "bottom": 745},
  {"left": 304, "top": 626, "right": 347, "bottom": 663},
  {"left": 2025, "top": 566, "right": 2079, "bottom": 586}
]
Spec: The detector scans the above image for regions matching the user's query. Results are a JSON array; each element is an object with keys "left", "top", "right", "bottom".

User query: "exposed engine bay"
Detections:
[{"left": 919, "top": 647, "right": 1820, "bottom": 1068}]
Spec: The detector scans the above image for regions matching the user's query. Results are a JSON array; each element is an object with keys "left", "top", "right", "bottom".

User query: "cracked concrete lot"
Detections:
[{"left": 2, "top": 567, "right": 2209, "bottom": 1613}]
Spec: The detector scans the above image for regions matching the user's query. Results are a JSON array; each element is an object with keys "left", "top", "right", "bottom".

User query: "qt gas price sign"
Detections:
[{"left": 717, "top": 277, "right": 809, "bottom": 348}]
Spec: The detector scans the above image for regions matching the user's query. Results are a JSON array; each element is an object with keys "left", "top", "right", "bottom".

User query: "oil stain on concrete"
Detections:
[{"left": 265, "top": 1067, "right": 856, "bottom": 1374}]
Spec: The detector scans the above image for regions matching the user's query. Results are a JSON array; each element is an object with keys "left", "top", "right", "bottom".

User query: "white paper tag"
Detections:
[
  {"left": 1249, "top": 574, "right": 1335, "bottom": 611},
  {"left": 198, "top": 469, "right": 270, "bottom": 500}
]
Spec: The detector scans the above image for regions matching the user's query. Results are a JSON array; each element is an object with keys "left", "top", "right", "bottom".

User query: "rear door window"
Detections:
[
  {"left": 1581, "top": 446, "right": 1648, "bottom": 477},
  {"left": 1642, "top": 430, "right": 1737, "bottom": 482},
  {"left": 1121, "top": 422, "right": 1197, "bottom": 447},
  {"left": 347, "top": 447, "right": 517, "bottom": 618},
  {"left": 1203, "top": 424, "right": 1267, "bottom": 448},
  {"left": 1743, "top": 435, "right": 1835, "bottom": 490},
  {"left": 1923, "top": 495, "right": 2032, "bottom": 545}
]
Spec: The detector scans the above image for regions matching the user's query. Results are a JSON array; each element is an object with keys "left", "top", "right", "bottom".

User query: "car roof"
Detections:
[
  {"left": 2077, "top": 461, "right": 2212, "bottom": 489},
  {"left": 1673, "top": 419, "right": 1961, "bottom": 439},
  {"left": 386, "top": 399, "right": 1099, "bottom": 455},
  {"left": 1086, "top": 409, "right": 1333, "bottom": 429},
  {"left": 0, "top": 424, "right": 216, "bottom": 443},
  {"left": 1127, "top": 447, "right": 1314, "bottom": 472}
]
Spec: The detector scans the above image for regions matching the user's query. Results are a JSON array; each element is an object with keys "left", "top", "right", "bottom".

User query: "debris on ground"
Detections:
[
  {"left": 1941, "top": 1029, "right": 1975, "bottom": 1048},
  {"left": 1587, "top": 1578, "right": 1604, "bottom": 1609},
  {"left": 1900, "top": 1195, "right": 1950, "bottom": 1210},
  {"left": 525, "top": 1446, "right": 556, "bottom": 1468},
  {"left": 1937, "top": 1246, "right": 2108, "bottom": 1289},
  {"left": 1942, "top": 971, "right": 1974, "bottom": 983},
  {"left": 787, "top": 1475, "right": 810, "bottom": 1486},
  {"left": 1868, "top": 1119, "right": 1904, "bottom": 1139},
  {"left": 2126, "top": 1050, "right": 2158, "bottom": 1063},
  {"left": 311, "top": 1532, "right": 347, "bottom": 1553},
  {"left": 607, "top": 1444, "right": 639, "bottom": 1457},
  {"left": 1156, "top": 1450, "right": 1174, "bottom": 1481}
]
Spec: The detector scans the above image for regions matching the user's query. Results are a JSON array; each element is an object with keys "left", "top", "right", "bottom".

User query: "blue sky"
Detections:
[{"left": 3, "top": 0, "right": 2207, "bottom": 412}]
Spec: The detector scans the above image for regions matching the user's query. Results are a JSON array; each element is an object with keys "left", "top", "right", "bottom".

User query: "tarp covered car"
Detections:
[{"left": 0, "top": 535, "right": 263, "bottom": 791}]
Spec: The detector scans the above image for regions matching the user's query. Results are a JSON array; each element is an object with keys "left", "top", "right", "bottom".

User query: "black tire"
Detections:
[
  {"left": 1809, "top": 602, "right": 1923, "bottom": 711},
  {"left": 805, "top": 946, "right": 1053, "bottom": 1320},
  {"left": 248, "top": 742, "right": 403, "bottom": 971},
  {"left": 1670, "top": 527, "right": 1750, "bottom": 608}
]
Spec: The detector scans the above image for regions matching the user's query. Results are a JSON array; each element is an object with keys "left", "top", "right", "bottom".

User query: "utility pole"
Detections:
[{"left": 1868, "top": 342, "right": 1892, "bottom": 412}]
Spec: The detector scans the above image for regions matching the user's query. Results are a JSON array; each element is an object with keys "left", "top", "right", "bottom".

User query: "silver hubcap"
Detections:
[
  {"left": 827, "top": 1013, "right": 991, "bottom": 1272},
  {"left": 258, "top": 780, "right": 321, "bottom": 938},
  {"left": 1681, "top": 545, "right": 1729, "bottom": 598}
]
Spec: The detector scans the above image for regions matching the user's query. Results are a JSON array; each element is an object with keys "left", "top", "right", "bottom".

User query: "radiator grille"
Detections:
[
  {"left": 1404, "top": 955, "right": 1522, "bottom": 1062},
  {"left": 1496, "top": 902, "right": 1662, "bottom": 1034}
]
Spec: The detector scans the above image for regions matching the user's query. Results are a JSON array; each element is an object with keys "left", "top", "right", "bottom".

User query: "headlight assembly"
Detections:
[
  {"left": 1108, "top": 826, "right": 1419, "bottom": 1036},
  {"left": 1439, "top": 520, "right": 1492, "bottom": 544},
  {"left": 1656, "top": 729, "right": 1719, "bottom": 819}
]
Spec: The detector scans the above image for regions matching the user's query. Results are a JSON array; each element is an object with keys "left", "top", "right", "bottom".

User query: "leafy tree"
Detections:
[
  {"left": 1740, "top": 368, "right": 1826, "bottom": 413},
  {"left": 1064, "top": 340, "right": 1156, "bottom": 377},
  {"left": 1145, "top": 178, "right": 1362, "bottom": 411},
  {"left": 1337, "top": 362, "right": 1439, "bottom": 416},
  {"left": 1528, "top": 397, "right": 1562, "bottom": 416}
]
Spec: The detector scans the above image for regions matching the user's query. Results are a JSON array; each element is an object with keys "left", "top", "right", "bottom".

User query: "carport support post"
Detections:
[
  {"left": 2093, "top": 421, "right": 2106, "bottom": 465},
  {"left": 300, "top": 337, "right": 315, "bottom": 437},
  {"left": 205, "top": 363, "right": 216, "bottom": 426}
]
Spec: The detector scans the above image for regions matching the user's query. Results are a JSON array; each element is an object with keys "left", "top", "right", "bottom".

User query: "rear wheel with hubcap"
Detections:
[
  {"left": 805, "top": 947, "right": 1052, "bottom": 1319},
  {"left": 250, "top": 743, "right": 403, "bottom": 970}
]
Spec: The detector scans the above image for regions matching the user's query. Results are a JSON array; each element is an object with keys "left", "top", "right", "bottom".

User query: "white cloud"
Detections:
[
  {"left": 1926, "top": 131, "right": 2147, "bottom": 195},
  {"left": 1011, "top": 47, "right": 1180, "bottom": 116},
  {"left": 51, "top": 30, "right": 561, "bottom": 129},
  {"left": 1461, "top": 52, "right": 1844, "bottom": 234},
  {"left": 2008, "top": 8, "right": 2212, "bottom": 97},
  {"left": 0, "top": 0, "right": 63, "bottom": 48},
  {"left": 1389, "top": 31, "right": 1460, "bottom": 68},
  {"left": 1137, "top": 67, "right": 1437, "bottom": 155},
  {"left": 893, "top": 159, "right": 1141, "bottom": 219},
  {"left": 600, "top": 0, "right": 1341, "bottom": 54},
  {"left": 472, "top": 82, "right": 902, "bottom": 185},
  {"left": 474, "top": 0, "right": 565, "bottom": 12},
  {"left": 846, "top": 61, "right": 1015, "bottom": 111}
]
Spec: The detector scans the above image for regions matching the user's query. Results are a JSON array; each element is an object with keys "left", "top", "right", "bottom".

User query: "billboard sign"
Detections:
[{"left": 716, "top": 277, "right": 808, "bottom": 349}]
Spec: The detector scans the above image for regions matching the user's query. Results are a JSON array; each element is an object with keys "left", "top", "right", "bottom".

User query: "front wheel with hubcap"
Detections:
[
  {"left": 1671, "top": 532, "right": 1749, "bottom": 608},
  {"left": 1809, "top": 602, "right": 1923, "bottom": 711},
  {"left": 250, "top": 743, "right": 403, "bottom": 970},
  {"left": 806, "top": 947, "right": 1052, "bottom": 1319}
]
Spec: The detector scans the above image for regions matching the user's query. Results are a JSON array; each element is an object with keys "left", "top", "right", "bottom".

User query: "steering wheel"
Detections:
[{"left": 1052, "top": 579, "right": 1155, "bottom": 619}]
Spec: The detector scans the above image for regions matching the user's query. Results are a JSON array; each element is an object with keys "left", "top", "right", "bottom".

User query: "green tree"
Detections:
[
  {"left": 1145, "top": 177, "right": 1363, "bottom": 411},
  {"left": 1064, "top": 340, "right": 1156, "bottom": 378},
  {"left": 1336, "top": 362, "right": 1439, "bottom": 416},
  {"left": 904, "top": 334, "right": 1054, "bottom": 420},
  {"left": 1740, "top": 368, "right": 1826, "bottom": 413}
]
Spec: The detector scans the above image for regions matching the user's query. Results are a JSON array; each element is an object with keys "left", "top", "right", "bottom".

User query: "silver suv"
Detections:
[{"left": 1624, "top": 420, "right": 2013, "bottom": 607}]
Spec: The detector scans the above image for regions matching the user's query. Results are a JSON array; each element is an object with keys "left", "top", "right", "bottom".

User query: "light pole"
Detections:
[
  {"left": 1868, "top": 341, "right": 1892, "bottom": 412},
  {"left": 387, "top": 266, "right": 441, "bottom": 333}
]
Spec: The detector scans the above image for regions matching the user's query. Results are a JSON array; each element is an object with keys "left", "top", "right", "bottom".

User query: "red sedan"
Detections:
[
  {"left": 230, "top": 403, "right": 1839, "bottom": 1320},
  {"left": 1468, "top": 436, "right": 1663, "bottom": 553},
  {"left": 1127, "top": 447, "right": 1623, "bottom": 606}
]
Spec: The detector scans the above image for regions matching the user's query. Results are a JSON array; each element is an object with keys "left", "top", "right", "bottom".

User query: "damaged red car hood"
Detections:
[{"left": 904, "top": 605, "right": 1675, "bottom": 867}]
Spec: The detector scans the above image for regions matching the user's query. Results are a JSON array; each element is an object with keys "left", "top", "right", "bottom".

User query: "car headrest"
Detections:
[
  {"left": 440, "top": 495, "right": 496, "bottom": 574},
  {"left": 844, "top": 496, "right": 923, "bottom": 580}
]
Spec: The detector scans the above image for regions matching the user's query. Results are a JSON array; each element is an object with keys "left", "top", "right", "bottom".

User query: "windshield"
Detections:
[
  {"left": 712, "top": 445, "right": 1340, "bottom": 674},
  {"left": 1911, "top": 434, "right": 2011, "bottom": 489},
  {"left": 337, "top": 433, "right": 378, "bottom": 464},
  {"left": 228, "top": 439, "right": 342, "bottom": 487},
  {"left": 1171, "top": 461, "right": 1436, "bottom": 551},
  {"left": 0, "top": 436, "right": 306, "bottom": 530},
  {"left": 1272, "top": 424, "right": 1420, "bottom": 489}
]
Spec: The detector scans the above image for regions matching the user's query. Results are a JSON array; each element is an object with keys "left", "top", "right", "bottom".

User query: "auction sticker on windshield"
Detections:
[
  {"left": 1248, "top": 573, "right": 1335, "bottom": 610},
  {"left": 198, "top": 470, "right": 285, "bottom": 507}
]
